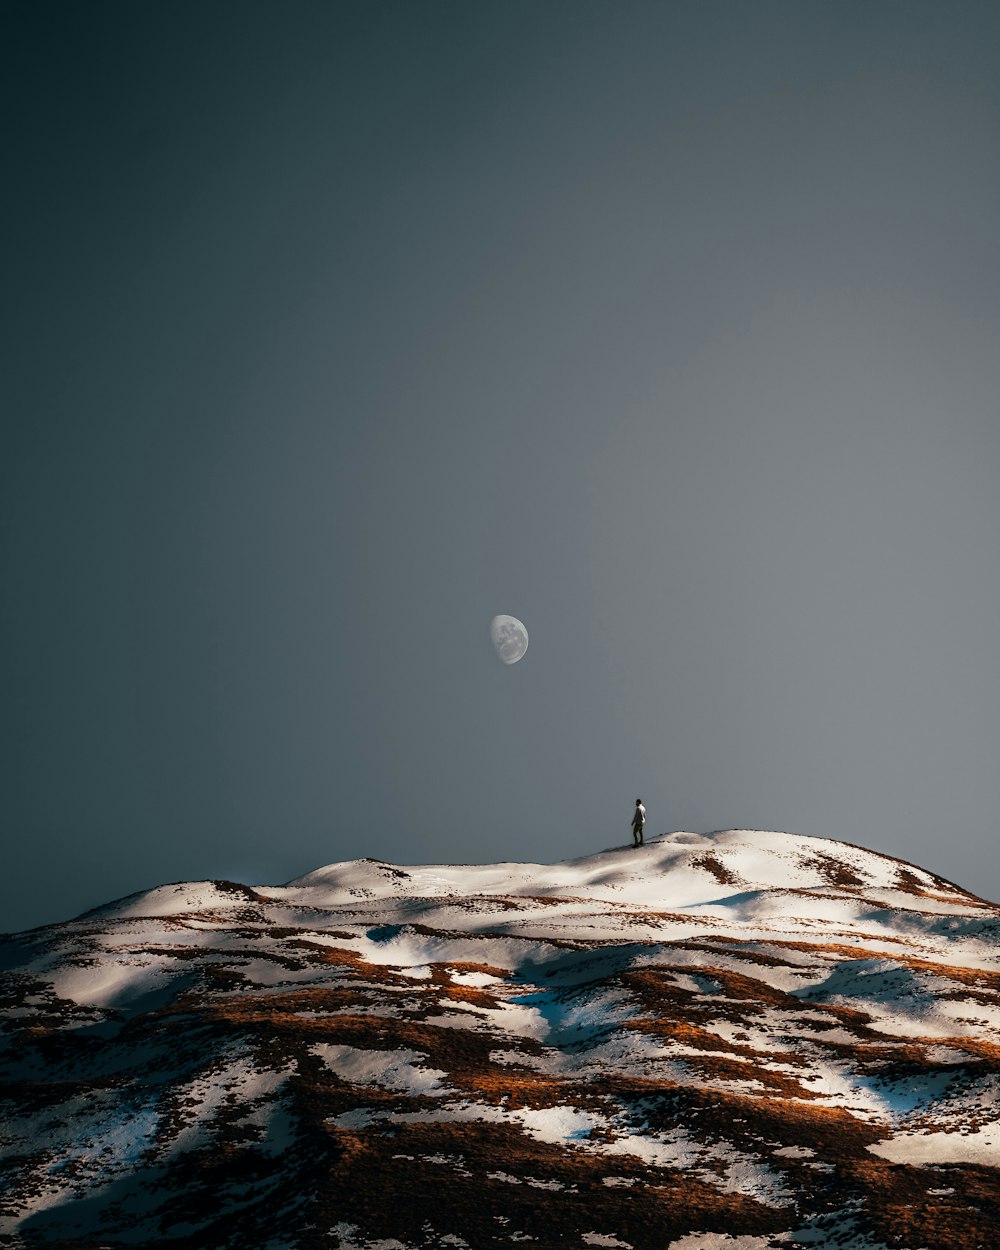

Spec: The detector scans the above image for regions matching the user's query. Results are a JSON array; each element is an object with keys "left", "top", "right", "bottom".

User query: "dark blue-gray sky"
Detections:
[{"left": 3, "top": 1, "right": 1000, "bottom": 932}]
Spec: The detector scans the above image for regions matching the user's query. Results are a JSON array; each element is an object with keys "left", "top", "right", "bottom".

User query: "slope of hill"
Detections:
[{"left": 2, "top": 829, "right": 999, "bottom": 1249}]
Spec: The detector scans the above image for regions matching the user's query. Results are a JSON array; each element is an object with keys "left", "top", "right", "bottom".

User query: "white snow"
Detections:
[
  {"left": 449, "top": 969, "right": 502, "bottom": 987},
  {"left": 50, "top": 954, "right": 184, "bottom": 1009},
  {"left": 868, "top": 1125, "right": 1000, "bottom": 1166},
  {"left": 312, "top": 1045, "right": 448, "bottom": 1095},
  {"left": 666, "top": 1236, "right": 790, "bottom": 1250}
]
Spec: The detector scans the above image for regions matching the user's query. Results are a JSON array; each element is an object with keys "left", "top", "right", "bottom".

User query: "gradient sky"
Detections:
[{"left": 3, "top": 1, "right": 1000, "bottom": 933}]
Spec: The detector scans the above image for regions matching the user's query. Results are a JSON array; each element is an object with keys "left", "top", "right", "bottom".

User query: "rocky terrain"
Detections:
[{"left": 2, "top": 829, "right": 1000, "bottom": 1249}]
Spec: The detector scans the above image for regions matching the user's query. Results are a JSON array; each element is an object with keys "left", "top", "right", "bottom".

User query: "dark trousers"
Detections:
[{"left": 632, "top": 822, "right": 644, "bottom": 846}]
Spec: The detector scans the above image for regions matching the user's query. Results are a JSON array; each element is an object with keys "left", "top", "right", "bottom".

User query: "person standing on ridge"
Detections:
[{"left": 631, "top": 799, "right": 646, "bottom": 848}]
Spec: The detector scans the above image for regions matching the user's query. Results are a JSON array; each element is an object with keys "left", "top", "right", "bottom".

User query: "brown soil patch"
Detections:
[
  {"left": 690, "top": 853, "right": 742, "bottom": 886},
  {"left": 800, "top": 852, "right": 866, "bottom": 889}
]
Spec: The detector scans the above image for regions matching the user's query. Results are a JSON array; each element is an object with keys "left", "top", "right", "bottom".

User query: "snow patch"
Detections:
[
  {"left": 312, "top": 1045, "right": 448, "bottom": 1095},
  {"left": 666, "top": 1235, "right": 790, "bottom": 1250},
  {"left": 868, "top": 1125, "right": 1000, "bottom": 1166}
]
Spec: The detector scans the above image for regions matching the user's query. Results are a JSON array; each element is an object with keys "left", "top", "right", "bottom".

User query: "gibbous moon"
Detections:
[{"left": 490, "top": 614, "right": 529, "bottom": 665}]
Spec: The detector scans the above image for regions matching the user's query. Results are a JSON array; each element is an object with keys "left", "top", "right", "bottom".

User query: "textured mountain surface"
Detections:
[{"left": 2, "top": 829, "right": 1000, "bottom": 1249}]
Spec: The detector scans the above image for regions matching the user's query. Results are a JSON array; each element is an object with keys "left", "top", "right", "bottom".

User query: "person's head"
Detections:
[{"left": 636, "top": 798, "right": 642, "bottom": 806}]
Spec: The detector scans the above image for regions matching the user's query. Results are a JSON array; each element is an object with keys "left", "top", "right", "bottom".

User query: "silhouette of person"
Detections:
[{"left": 631, "top": 799, "right": 646, "bottom": 847}]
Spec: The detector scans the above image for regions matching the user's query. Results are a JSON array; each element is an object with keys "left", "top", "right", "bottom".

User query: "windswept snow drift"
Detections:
[{"left": 2, "top": 829, "right": 999, "bottom": 1249}]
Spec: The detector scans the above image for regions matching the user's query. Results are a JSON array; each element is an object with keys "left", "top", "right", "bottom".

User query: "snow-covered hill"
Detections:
[{"left": 2, "top": 830, "right": 999, "bottom": 1249}]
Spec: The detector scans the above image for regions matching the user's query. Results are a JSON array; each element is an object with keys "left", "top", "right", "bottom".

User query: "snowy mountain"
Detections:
[{"left": 2, "top": 829, "right": 999, "bottom": 1249}]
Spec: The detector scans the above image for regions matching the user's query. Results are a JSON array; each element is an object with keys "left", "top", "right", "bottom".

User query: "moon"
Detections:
[{"left": 490, "top": 614, "right": 529, "bottom": 665}]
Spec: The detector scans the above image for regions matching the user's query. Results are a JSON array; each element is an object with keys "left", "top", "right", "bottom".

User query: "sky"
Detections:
[{"left": 3, "top": 0, "right": 1000, "bottom": 933}]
